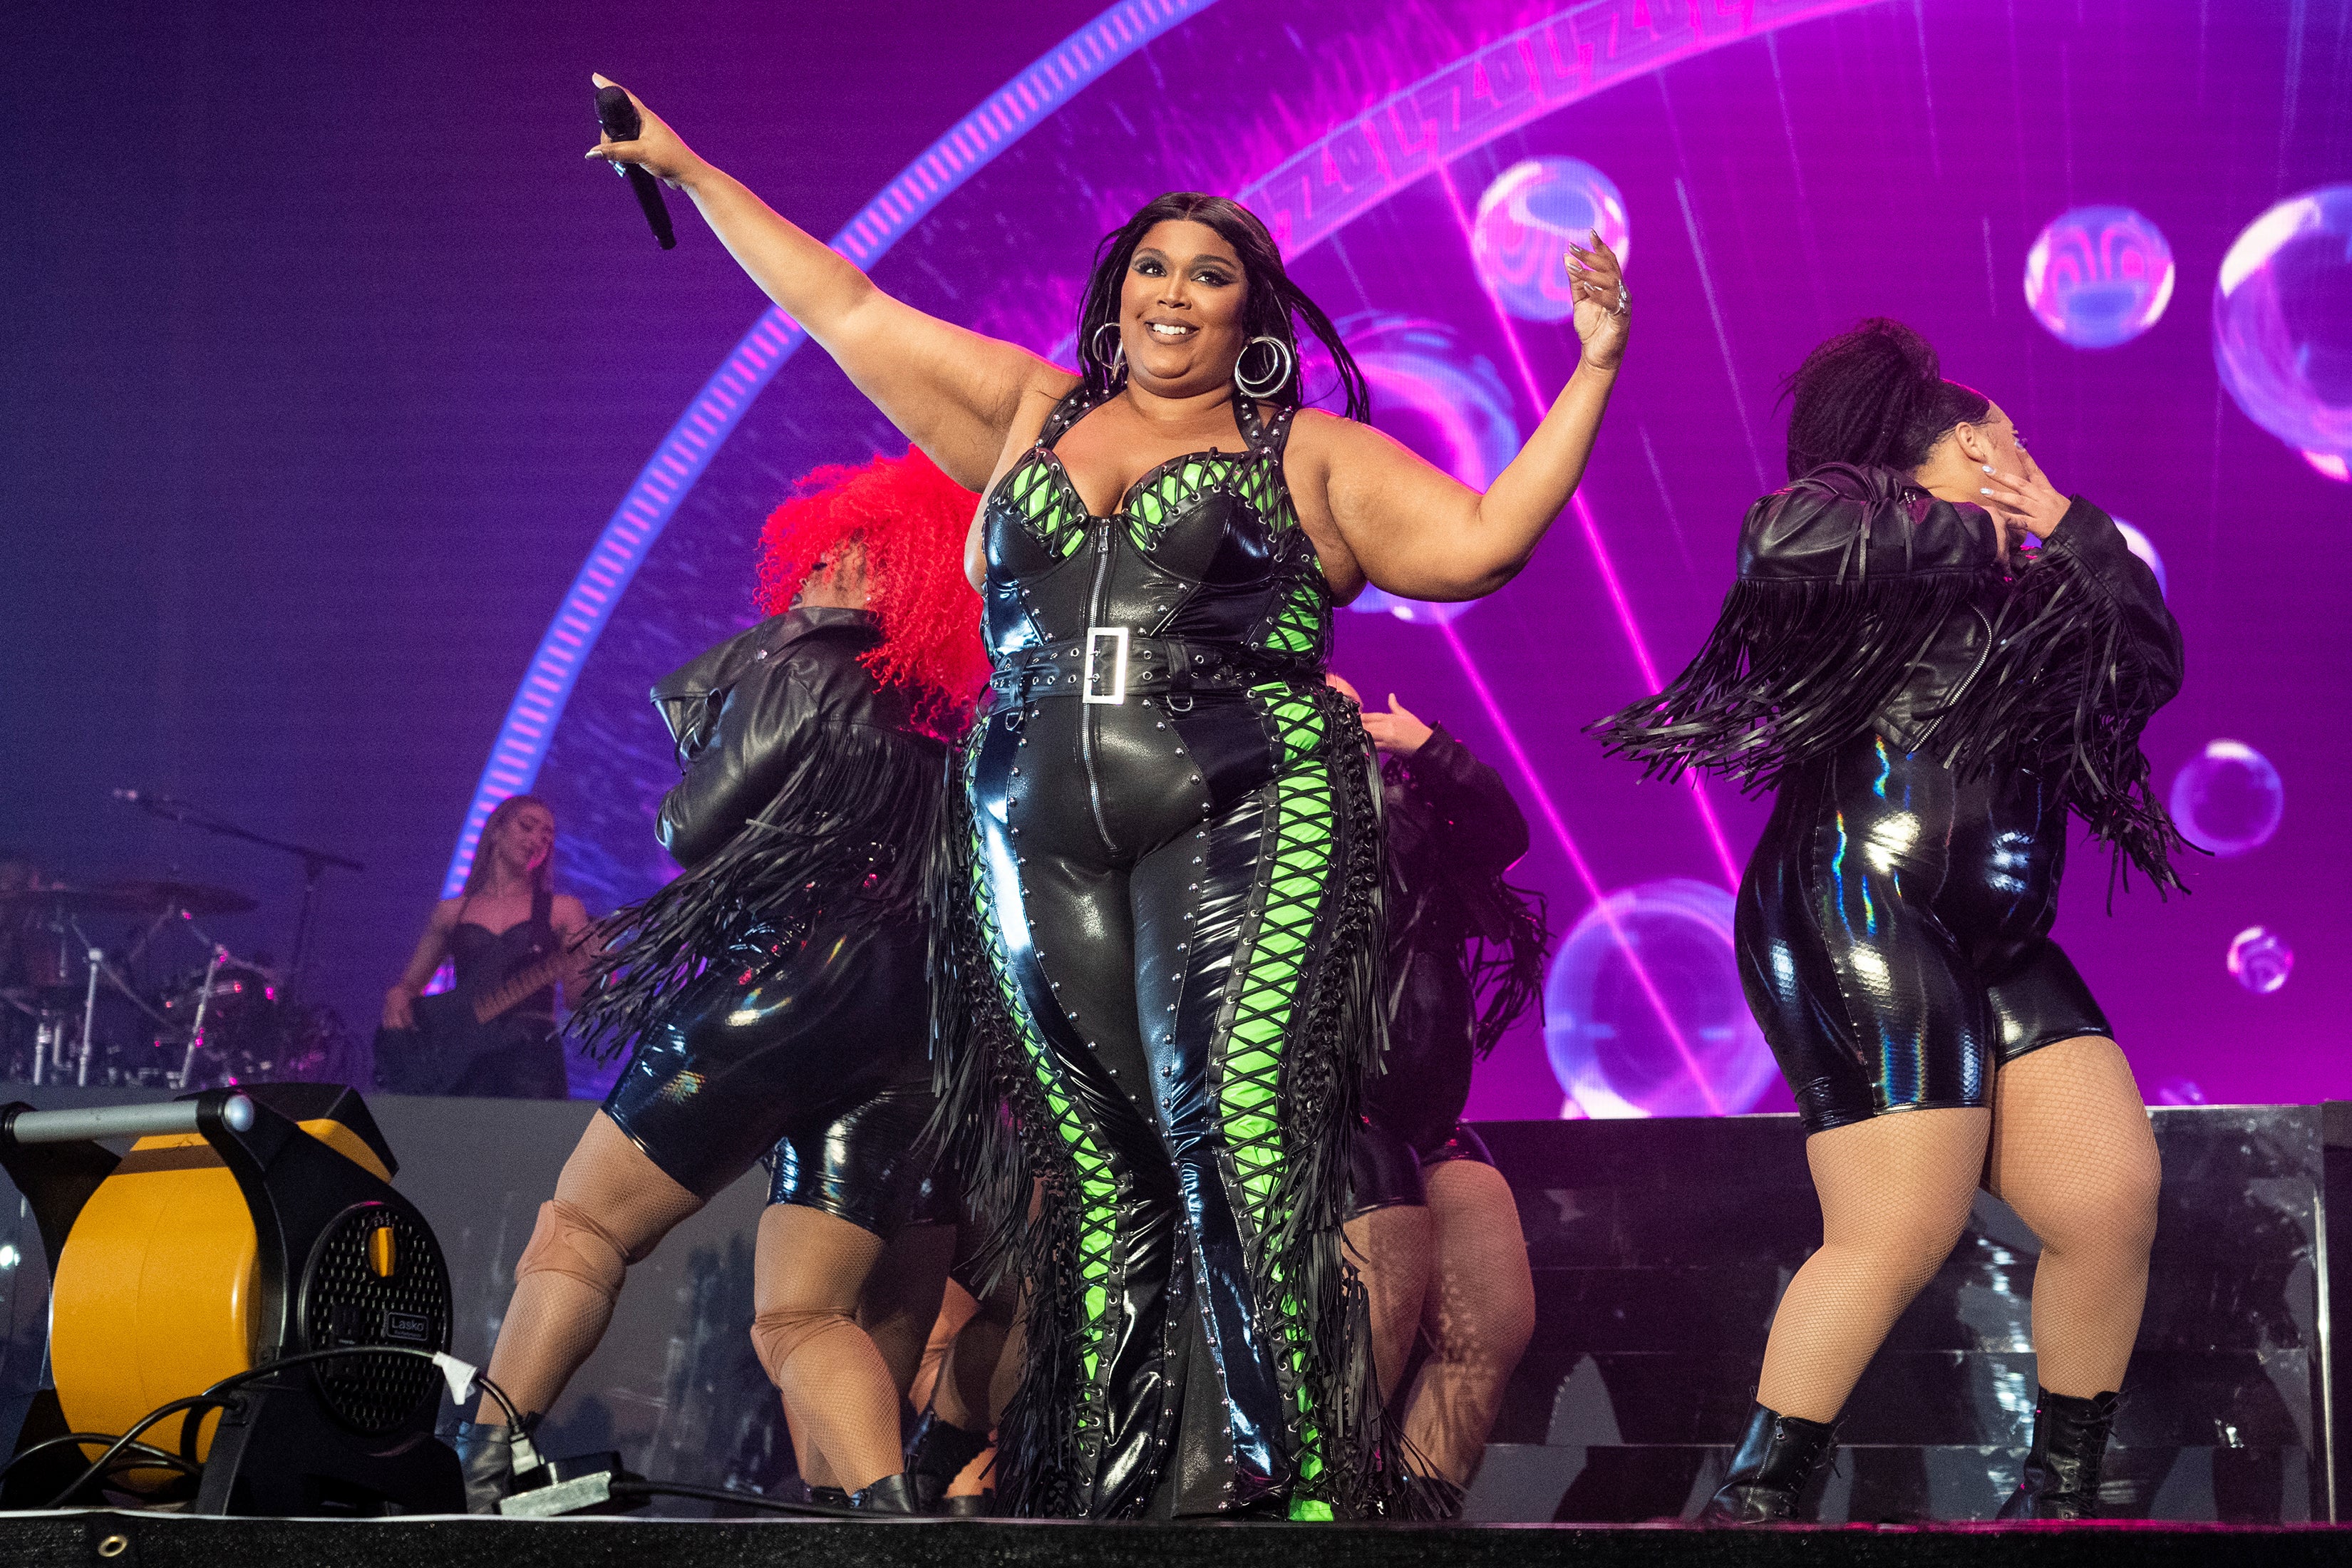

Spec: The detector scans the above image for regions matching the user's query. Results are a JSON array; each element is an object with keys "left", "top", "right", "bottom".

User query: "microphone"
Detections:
[{"left": 594, "top": 84, "right": 676, "bottom": 251}]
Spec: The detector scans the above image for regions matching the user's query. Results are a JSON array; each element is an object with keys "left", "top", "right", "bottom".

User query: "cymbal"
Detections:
[
  {"left": 97, "top": 879, "right": 259, "bottom": 916},
  {"left": 0, "top": 884, "right": 156, "bottom": 915}
]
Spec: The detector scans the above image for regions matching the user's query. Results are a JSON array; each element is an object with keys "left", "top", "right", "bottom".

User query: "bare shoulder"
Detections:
[
  {"left": 552, "top": 894, "right": 591, "bottom": 927},
  {"left": 1289, "top": 406, "right": 1415, "bottom": 465},
  {"left": 981, "top": 375, "right": 1085, "bottom": 488},
  {"left": 430, "top": 896, "right": 466, "bottom": 927},
  {"left": 1013, "top": 373, "right": 1081, "bottom": 438}
]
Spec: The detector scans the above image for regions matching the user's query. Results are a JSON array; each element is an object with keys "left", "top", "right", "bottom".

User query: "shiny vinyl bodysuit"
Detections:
[
  {"left": 587, "top": 609, "right": 948, "bottom": 1233},
  {"left": 1602, "top": 465, "right": 2183, "bottom": 1135},
  {"left": 939, "top": 386, "right": 1391, "bottom": 1519}
]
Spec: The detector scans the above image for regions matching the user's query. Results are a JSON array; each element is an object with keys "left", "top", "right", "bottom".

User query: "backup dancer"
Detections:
[
  {"left": 1601, "top": 319, "right": 2182, "bottom": 1522},
  {"left": 1333, "top": 679, "right": 1547, "bottom": 1510},
  {"left": 455, "top": 450, "right": 988, "bottom": 1514},
  {"left": 586, "top": 73, "right": 1629, "bottom": 1518}
]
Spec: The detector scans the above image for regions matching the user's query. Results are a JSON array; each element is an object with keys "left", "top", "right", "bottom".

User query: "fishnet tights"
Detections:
[
  {"left": 755, "top": 1207, "right": 953, "bottom": 1493},
  {"left": 1755, "top": 1037, "right": 2160, "bottom": 1423},
  {"left": 479, "top": 1112, "right": 703, "bottom": 1424},
  {"left": 1343, "top": 1203, "right": 1435, "bottom": 1403},
  {"left": 1398, "top": 1160, "right": 1536, "bottom": 1487},
  {"left": 1985, "top": 1036, "right": 2161, "bottom": 1398}
]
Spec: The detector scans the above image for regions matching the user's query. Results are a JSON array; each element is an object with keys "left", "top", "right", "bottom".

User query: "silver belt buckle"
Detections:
[{"left": 1082, "top": 626, "right": 1130, "bottom": 705}]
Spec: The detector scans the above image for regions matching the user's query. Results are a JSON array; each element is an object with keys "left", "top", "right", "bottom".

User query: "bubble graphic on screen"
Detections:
[
  {"left": 1472, "top": 158, "right": 1629, "bottom": 324},
  {"left": 1336, "top": 315, "right": 1522, "bottom": 625},
  {"left": 2023, "top": 206, "right": 2176, "bottom": 349},
  {"left": 2112, "top": 518, "right": 2167, "bottom": 597},
  {"left": 2214, "top": 187, "right": 2352, "bottom": 473},
  {"left": 1543, "top": 879, "right": 1777, "bottom": 1119},
  {"left": 2227, "top": 927, "right": 2294, "bottom": 995},
  {"left": 2169, "top": 739, "right": 2284, "bottom": 857}
]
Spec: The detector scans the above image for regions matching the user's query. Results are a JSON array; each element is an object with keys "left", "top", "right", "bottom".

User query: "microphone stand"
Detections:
[{"left": 128, "top": 796, "right": 363, "bottom": 999}]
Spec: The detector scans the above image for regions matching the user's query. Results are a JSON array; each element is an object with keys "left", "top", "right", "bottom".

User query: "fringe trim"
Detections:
[
  {"left": 569, "top": 722, "right": 944, "bottom": 1063},
  {"left": 1594, "top": 572, "right": 1986, "bottom": 794},
  {"left": 927, "top": 695, "right": 1439, "bottom": 1519},
  {"left": 1274, "top": 686, "right": 1393, "bottom": 1517},
  {"left": 1920, "top": 542, "right": 2189, "bottom": 898},
  {"left": 1468, "top": 879, "right": 1552, "bottom": 1061},
  {"left": 922, "top": 726, "right": 1087, "bottom": 1517}
]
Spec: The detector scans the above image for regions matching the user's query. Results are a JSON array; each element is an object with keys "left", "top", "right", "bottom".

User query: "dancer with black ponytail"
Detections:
[
  {"left": 1601, "top": 319, "right": 2182, "bottom": 1522},
  {"left": 584, "top": 74, "right": 1629, "bottom": 1519}
]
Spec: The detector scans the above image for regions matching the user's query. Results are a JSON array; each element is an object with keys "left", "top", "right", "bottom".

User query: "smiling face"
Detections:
[
  {"left": 1115, "top": 219, "right": 1251, "bottom": 397},
  {"left": 495, "top": 803, "right": 555, "bottom": 880}
]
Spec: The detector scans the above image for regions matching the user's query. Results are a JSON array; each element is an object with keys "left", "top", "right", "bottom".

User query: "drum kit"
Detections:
[{"left": 0, "top": 877, "right": 349, "bottom": 1090}]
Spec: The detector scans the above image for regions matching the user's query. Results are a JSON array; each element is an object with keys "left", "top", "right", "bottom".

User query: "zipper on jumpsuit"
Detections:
[{"left": 1081, "top": 521, "right": 1120, "bottom": 856}]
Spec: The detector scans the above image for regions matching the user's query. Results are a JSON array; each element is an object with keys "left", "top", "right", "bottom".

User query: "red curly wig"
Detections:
[{"left": 755, "top": 445, "right": 989, "bottom": 738}]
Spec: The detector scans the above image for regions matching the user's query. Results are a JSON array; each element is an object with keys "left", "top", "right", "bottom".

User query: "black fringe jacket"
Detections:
[
  {"left": 1368, "top": 726, "right": 1551, "bottom": 1155},
  {"left": 1598, "top": 463, "right": 2186, "bottom": 891},
  {"left": 571, "top": 607, "right": 946, "bottom": 1061}
]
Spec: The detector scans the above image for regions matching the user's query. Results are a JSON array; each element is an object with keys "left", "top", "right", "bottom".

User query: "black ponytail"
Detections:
[
  {"left": 1780, "top": 318, "right": 1991, "bottom": 480},
  {"left": 1075, "top": 192, "right": 1371, "bottom": 423}
]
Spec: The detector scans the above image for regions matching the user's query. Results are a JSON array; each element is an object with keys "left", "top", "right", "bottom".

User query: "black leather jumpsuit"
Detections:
[
  {"left": 937, "top": 386, "right": 1390, "bottom": 1519},
  {"left": 1602, "top": 465, "right": 2183, "bottom": 1135},
  {"left": 585, "top": 607, "right": 948, "bottom": 1233}
]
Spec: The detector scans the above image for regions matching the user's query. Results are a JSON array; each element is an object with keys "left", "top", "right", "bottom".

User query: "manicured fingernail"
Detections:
[
  {"left": 1981, "top": 464, "right": 1993, "bottom": 473},
  {"left": 1979, "top": 487, "right": 1992, "bottom": 495}
]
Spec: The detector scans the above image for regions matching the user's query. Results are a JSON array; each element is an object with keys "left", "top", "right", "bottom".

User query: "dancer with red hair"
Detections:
[{"left": 454, "top": 448, "right": 988, "bottom": 1515}]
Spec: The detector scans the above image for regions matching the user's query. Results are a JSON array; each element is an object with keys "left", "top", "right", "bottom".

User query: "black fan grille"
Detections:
[{"left": 299, "top": 1204, "right": 450, "bottom": 1434}]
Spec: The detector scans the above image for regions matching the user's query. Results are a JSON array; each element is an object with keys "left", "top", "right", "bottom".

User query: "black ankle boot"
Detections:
[
  {"left": 940, "top": 1492, "right": 994, "bottom": 1517},
  {"left": 1998, "top": 1388, "right": 2121, "bottom": 1520},
  {"left": 805, "top": 1483, "right": 850, "bottom": 1508},
  {"left": 850, "top": 1472, "right": 924, "bottom": 1514},
  {"left": 1697, "top": 1403, "right": 1838, "bottom": 1525},
  {"left": 904, "top": 1408, "right": 991, "bottom": 1512},
  {"left": 451, "top": 1420, "right": 520, "bottom": 1515}
]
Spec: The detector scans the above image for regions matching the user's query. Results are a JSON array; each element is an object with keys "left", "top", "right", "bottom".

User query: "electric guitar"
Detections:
[{"left": 373, "top": 948, "right": 570, "bottom": 1095}]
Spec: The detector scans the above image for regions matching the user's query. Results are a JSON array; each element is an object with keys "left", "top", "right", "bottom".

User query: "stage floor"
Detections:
[{"left": 6, "top": 1511, "right": 2352, "bottom": 1568}]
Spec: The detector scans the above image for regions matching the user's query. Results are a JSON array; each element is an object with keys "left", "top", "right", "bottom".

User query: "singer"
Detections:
[{"left": 585, "top": 73, "right": 1628, "bottom": 1522}]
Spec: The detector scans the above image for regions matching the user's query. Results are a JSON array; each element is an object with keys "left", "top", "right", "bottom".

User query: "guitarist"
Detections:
[{"left": 380, "top": 795, "right": 592, "bottom": 1097}]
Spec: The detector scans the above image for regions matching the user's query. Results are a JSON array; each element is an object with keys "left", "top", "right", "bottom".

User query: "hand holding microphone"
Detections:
[{"left": 587, "top": 73, "right": 678, "bottom": 249}]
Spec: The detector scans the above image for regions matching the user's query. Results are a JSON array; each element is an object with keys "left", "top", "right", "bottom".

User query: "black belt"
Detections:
[{"left": 987, "top": 631, "right": 1300, "bottom": 705}]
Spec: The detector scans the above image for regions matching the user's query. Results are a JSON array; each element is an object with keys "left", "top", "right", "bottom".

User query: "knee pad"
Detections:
[
  {"left": 750, "top": 1305, "right": 857, "bottom": 1388},
  {"left": 516, "top": 1199, "right": 629, "bottom": 1302}
]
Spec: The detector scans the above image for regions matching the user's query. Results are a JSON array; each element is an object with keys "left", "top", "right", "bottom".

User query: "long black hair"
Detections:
[
  {"left": 1780, "top": 318, "right": 1991, "bottom": 480},
  {"left": 1075, "top": 192, "right": 1371, "bottom": 422}
]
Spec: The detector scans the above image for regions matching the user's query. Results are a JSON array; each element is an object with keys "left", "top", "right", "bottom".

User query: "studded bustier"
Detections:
[{"left": 980, "top": 386, "right": 1329, "bottom": 693}]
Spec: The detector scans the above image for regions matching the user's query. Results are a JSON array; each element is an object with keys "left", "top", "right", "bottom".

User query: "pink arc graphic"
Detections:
[{"left": 447, "top": 0, "right": 1880, "bottom": 895}]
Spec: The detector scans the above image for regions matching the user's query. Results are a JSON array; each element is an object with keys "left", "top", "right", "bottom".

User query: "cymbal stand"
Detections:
[
  {"left": 177, "top": 945, "right": 228, "bottom": 1090},
  {"left": 75, "top": 946, "right": 101, "bottom": 1087},
  {"left": 119, "top": 796, "right": 361, "bottom": 1001}
]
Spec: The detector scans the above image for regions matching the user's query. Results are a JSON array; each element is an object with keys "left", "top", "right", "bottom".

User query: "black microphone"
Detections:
[{"left": 594, "top": 84, "right": 676, "bottom": 251}]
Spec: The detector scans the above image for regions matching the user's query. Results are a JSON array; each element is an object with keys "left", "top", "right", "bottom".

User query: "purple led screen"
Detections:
[
  {"left": 11, "top": 1, "right": 2348, "bottom": 1115},
  {"left": 508, "top": 0, "right": 2352, "bottom": 1115}
]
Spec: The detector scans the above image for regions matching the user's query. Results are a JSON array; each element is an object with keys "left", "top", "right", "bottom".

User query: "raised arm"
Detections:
[
  {"left": 587, "top": 75, "right": 1071, "bottom": 488},
  {"left": 1292, "top": 236, "right": 1630, "bottom": 601}
]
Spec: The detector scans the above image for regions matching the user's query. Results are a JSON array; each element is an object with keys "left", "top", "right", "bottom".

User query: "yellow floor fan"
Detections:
[{"left": 0, "top": 1083, "right": 463, "bottom": 1514}]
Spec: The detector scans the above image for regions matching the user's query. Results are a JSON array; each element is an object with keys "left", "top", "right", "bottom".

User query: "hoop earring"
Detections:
[
  {"left": 1234, "top": 334, "right": 1294, "bottom": 400},
  {"left": 1089, "top": 321, "right": 1125, "bottom": 375}
]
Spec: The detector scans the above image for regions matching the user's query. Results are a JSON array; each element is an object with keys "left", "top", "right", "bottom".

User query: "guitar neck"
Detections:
[{"left": 471, "top": 952, "right": 569, "bottom": 1026}]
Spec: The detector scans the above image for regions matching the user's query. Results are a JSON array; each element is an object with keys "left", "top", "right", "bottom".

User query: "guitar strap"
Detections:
[{"left": 528, "top": 884, "right": 555, "bottom": 960}]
